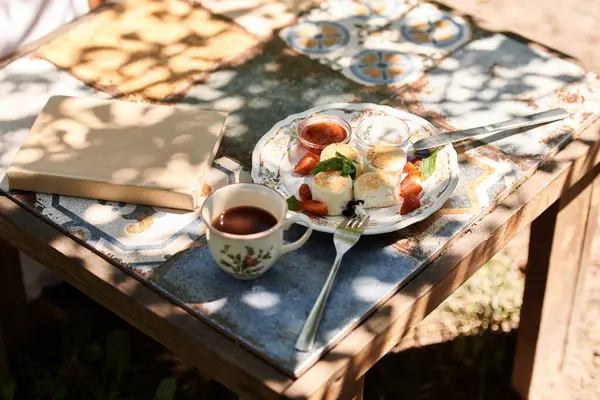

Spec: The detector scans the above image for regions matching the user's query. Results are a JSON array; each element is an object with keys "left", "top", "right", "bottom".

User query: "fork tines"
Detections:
[{"left": 338, "top": 215, "right": 369, "bottom": 231}]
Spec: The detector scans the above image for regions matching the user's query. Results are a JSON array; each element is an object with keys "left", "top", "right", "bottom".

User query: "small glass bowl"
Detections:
[
  {"left": 297, "top": 115, "right": 353, "bottom": 155},
  {"left": 355, "top": 116, "right": 411, "bottom": 153}
]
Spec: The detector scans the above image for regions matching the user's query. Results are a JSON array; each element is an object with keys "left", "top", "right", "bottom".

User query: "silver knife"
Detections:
[{"left": 411, "top": 109, "right": 570, "bottom": 152}]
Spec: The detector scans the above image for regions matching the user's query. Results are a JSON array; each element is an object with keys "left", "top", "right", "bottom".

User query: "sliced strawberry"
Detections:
[
  {"left": 408, "top": 169, "right": 422, "bottom": 179},
  {"left": 299, "top": 200, "right": 328, "bottom": 216},
  {"left": 298, "top": 183, "right": 312, "bottom": 201},
  {"left": 403, "top": 161, "right": 418, "bottom": 174},
  {"left": 400, "top": 193, "right": 421, "bottom": 215},
  {"left": 403, "top": 161, "right": 422, "bottom": 179},
  {"left": 400, "top": 175, "right": 423, "bottom": 197},
  {"left": 293, "top": 153, "right": 319, "bottom": 175}
]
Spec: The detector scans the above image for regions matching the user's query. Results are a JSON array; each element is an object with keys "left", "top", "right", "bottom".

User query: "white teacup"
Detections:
[{"left": 201, "top": 183, "right": 313, "bottom": 279}]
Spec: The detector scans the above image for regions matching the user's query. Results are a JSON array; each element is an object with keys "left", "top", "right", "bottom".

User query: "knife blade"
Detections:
[{"left": 411, "top": 109, "right": 570, "bottom": 152}]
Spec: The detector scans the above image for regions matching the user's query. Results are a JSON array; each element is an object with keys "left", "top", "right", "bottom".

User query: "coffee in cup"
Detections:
[{"left": 201, "top": 183, "right": 313, "bottom": 279}]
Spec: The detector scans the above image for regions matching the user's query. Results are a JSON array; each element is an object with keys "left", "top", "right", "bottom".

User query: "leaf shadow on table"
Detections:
[{"left": 35, "top": 0, "right": 262, "bottom": 102}]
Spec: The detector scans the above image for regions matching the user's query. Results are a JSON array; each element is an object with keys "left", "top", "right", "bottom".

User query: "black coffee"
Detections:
[{"left": 212, "top": 206, "right": 277, "bottom": 235}]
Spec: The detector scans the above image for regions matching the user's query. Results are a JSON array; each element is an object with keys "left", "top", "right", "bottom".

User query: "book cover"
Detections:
[{"left": 7, "top": 95, "right": 228, "bottom": 210}]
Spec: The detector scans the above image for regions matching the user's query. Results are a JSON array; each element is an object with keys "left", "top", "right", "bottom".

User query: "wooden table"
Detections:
[
  {"left": 1, "top": 122, "right": 599, "bottom": 400},
  {"left": 1, "top": 1, "right": 600, "bottom": 399}
]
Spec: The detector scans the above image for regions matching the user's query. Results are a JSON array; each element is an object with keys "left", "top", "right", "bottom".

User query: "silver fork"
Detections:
[{"left": 295, "top": 215, "right": 370, "bottom": 352}]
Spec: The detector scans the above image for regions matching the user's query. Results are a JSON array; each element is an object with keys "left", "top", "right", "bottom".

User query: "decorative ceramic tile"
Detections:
[
  {"left": 37, "top": 0, "right": 259, "bottom": 101},
  {"left": 324, "top": 0, "right": 415, "bottom": 25},
  {"left": 145, "top": 148, "right": 520, "bottom": 375},
  {"left": 395, "top": 34, "right": 587, "bottom": 124},
  {"left": 198, "top": 0, "right": 315, "bottom": 38},
  {"left": 7, "top": 157, "right": 249, "bottom": 270},
  {"left": 394, "top": 33, "right": 600, "bottom": 171},
  {"left": 279, "top": 1, "right": 471, "bottom": 87},
  {"left": 178, "top": 39, "right": 393, "bottom": 166},
  {"left": 394, "top": 3, "right": 472, "bottom": 54},
  {"left": 148, "top": 215, "right": 438, "bottom": 373}
]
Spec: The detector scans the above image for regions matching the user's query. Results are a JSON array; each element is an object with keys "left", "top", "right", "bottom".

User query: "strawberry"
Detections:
[
  {"left": 408, "top": 169, "right": 422, "bottom": 179},
  {"left": 298, "top": 183, "right": 312, "bottom": 201},
  {"left": 403, "top": 161, "right": 422, "bottom": 179},
  {"left": 403, "top": 161, "right": 423, "bottom": 178},
  {"left": 299, "top": 200, "right": 328, "bottom": 216},
  {"left": 293, "top": 153, "right": 319, "bottom": 175},
  {"left": 400, "top": 175, "right": 423, "bottom": 197},
  {"left": 400, "top": 193, "right": 421, "bottom": 215},
  {"left": 403, "top": 161, "right": 418, "bottom": 174}
]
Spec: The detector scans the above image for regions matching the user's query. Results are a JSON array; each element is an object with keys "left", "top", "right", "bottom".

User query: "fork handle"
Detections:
[{"left": 295, "top": 254, "right": 344, "bottom": 352}]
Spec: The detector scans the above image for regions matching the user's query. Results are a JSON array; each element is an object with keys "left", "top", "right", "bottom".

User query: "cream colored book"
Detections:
[{"left": 7, "top": 95, "right": 228, "bottom": 210}]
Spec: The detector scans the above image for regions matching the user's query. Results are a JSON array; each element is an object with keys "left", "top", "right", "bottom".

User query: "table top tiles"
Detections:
[
  {"left": 280, "top": 1, "right": 474, "bottom": 88},
  {"left": 36, "top": 0, "right": 260, "bottom": 102},
  {"left": 199, "top": 0, "right": 316, "bottom": 38},
  {"left": 394, "top": 33, "right": 600, "bottom": 173},
  {"left": 179, "top": 39, "right": 393, "bottom": 167}
]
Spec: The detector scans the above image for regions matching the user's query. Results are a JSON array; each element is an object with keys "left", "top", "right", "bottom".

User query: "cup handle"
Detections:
[{"left": 281, "top": 213, "right": 313, "bottom": 254}]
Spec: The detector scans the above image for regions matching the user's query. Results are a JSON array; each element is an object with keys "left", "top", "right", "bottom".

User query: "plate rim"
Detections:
[{"left": 251, "top": 102, "right": 460, "bottom": 235}]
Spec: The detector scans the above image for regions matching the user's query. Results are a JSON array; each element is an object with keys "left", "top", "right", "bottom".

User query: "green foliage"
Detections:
[
  {"left": 154, "top": 378, "right": 177, "bottom": 400},
  {"left": 310, "top": 152, "right": 358, "bottom": 179},
  {"left": 8, "top": 322, "right": 137, "bottom": 400},
  {"left": 82, "top": 343, "right": 102, "bottom": 363},
  {"left": 0, "top": 378, "right": 16, "bottom": 400},
  {"left": 418, "top": 149, "right": 439, "bottom": 178},
  {"left": 105, "top": 330, "right": 131, "bottom": 380},
  {"left": 286, "top": 195, "right": 302, "bottom": 211}
]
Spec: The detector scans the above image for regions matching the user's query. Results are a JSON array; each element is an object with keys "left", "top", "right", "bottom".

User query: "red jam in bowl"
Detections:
[{"left": 297, "top": 115, "right": 352, "bottom": 155}]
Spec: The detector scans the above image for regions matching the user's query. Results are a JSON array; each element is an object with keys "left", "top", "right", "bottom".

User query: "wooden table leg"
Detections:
[
  {"left": 512, "top": 169, "right": 600, "bottom": 399},
  {"left": 346, "top": 376, "right": 364, "bottom": 400},
  {"left": 0, "top": 324, "right": 8, "bottom": 381}
]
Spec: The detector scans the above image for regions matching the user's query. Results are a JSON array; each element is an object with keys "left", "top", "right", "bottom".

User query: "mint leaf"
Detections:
[
  {"left": 287, "top": 195, "right": 302, "bottom": 211},
  {"left": 311, "top": 157, "right": 344, "bottom": 176},
  {"left": 335, "top": 152, "right": 357, "bottom": 165},
  {"left": 418, "top": 150, "right": 439, "bottom": 178},
  {"left": 311, "top": 152, "right": 357, "bottom": 179}
]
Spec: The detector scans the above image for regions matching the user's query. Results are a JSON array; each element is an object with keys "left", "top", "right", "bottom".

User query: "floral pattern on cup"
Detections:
[
  {"left": 201, "top": 184, "right": 314, "bottom": 279},
  {"left": 285, "top": 21, "right": 350, "bottom": 55},
  {"left": 218, "top": 244, "right": 273, "bottom": 278},
  {"left": 349, "top": 49, "right": 416, "bottom": 85}
]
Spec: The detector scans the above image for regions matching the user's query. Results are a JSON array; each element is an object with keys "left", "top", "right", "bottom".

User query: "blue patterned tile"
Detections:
[
  {"left": 279, "top": 1, "right": 471, "bottom": 87},
  {"left": 153, "top": 228, "right": 421, "bottom": 374}
]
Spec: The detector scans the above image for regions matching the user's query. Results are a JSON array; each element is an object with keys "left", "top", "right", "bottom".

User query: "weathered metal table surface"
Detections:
[{"left": 1, "top": 0, "right": 600, "bottom": 397}]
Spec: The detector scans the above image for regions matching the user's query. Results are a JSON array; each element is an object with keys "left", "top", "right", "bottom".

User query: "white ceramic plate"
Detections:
[{"left": 251, "top": 103, "right": 459, "bottom": 235}]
